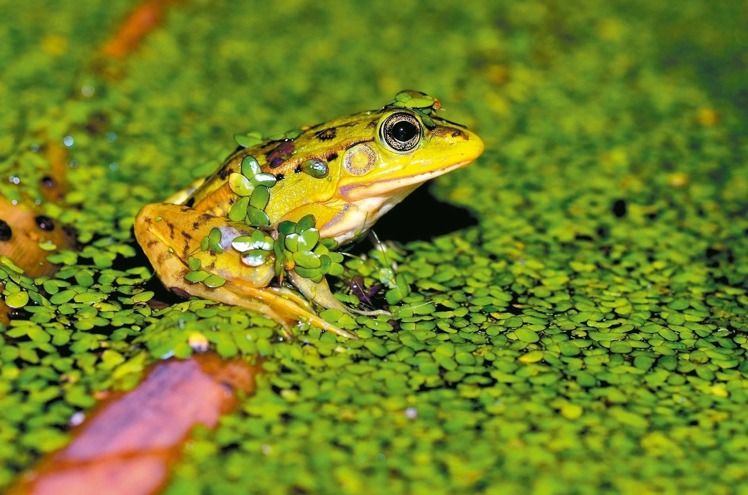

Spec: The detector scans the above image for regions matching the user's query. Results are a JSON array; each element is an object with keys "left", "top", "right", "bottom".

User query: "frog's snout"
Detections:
[
  {"left": 429, "top": 121, "right": 484, "bottom": 167},
  {"left": 462, "top": 128, "right": 484, "bottom": 163},
  {"left": 433, "top": 126, "right": 484, "bottom": 170}
]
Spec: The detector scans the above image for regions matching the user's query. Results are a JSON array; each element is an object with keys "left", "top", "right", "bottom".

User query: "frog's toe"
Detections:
[
  {"left": 288, "top": 271, "right": 389, "bottom": 317},
  {"left": 346, "top": 307, "right": 391, "bottom": 317}
]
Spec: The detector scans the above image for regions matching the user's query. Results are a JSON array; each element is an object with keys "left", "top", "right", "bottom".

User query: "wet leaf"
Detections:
[
  {"left": 293, "top": 250, "right": 321, "bottom": 269},
  {"left": 228, "top": 197, "right": 250, "bottom": 222},
  {"left": 242, "top": 250, "right": 269, "bottom": 267},
  {"left": 228, "top": 173, "right": 254, "bottom": 196},
  {"left": 249, "top": 185, "right": 270, "bottom": 210},
  {"left": 240, "top": 155, "right": 262, "bottom": 177},
  {"left": 234, "top": 132, "right": 263, "bottom": 148},
  {"left": 246, "top": 206, "right": 270, "bottom": 227}
]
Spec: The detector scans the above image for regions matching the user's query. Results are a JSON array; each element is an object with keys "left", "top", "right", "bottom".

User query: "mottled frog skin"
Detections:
[{"left": 134, "top": 92, "right": 484, "bottom": 337}]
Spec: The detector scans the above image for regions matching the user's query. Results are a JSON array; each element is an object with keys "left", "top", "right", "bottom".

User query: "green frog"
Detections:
[{"left": 134, "top": 92, "right": 484, "bottom": 337}]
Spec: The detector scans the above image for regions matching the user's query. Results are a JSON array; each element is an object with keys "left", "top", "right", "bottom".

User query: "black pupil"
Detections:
[{"left": 391, "top": 120, "right": 417, "bottom": 142}]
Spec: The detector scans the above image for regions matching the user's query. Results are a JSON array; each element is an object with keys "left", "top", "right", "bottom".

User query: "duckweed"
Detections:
[{"left": 1, "top": 0, "right": 748, "bottom": 494}]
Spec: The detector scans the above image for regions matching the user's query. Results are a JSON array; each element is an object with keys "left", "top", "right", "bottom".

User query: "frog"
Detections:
[{"left": 134, "top": 91, "right": 484, "bottom": 338}]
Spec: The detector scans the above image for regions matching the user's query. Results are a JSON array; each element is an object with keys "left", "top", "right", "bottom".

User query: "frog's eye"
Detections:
[{"left": 380, "top": 112, "right": 422, "bottom": 153}]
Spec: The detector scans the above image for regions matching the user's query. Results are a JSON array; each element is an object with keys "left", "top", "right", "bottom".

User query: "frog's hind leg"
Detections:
[
  {"left": 147, "top": 253, "right": 354, "bottom": 339},
  {"left": 140, "top": 252, "right": 354, "bottom": 339},
  {"left": 173, "top": 281, "right": 299, "bottom": 338},
  {"left": 135, "top": 202, "right": 354, "bottom": 339},
  {"left": 227, "top": 280, "right": 356, "bottom": 339}
]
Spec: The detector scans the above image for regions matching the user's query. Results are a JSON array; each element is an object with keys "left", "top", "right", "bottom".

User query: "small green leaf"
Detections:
[
  {"left": 45, "top": 250, "right": 78, "bottom": 266},
  {"left": 259, "top": 237, "right": 273, "bottom": 251},
  {"left": 241, "top": 155, "right": 262, "bottom": 177},
  {"left": 232, "top": 235, "right": 254, "bottom": 252},
  {"left": 203, "top": 274, "right": 226, "bottom": 288},
  {"left": 250, "top": 185, "right": 270, "bottom": 210},
  {"left": 242, "top": 250, "right": 269, "bottom": 267},
  {"left": 253, "top": 173, "right": 277, "bottom": 187},
  {"left": 284, "top": 233, "right": 300, "bottom": 252},
  {"left": 229, "top": 173, "right": 254, "bottom": 196},
  {"left": 246, "top": 206, "right": 270, "bottom": 227},
  {"left": 393, "top": 90, "right": 438, "bottom": 109},
  {"left": 232, "top": 234, "right": 271, "bottom": 252},
  {"left": 395, "top": 273, "right": 411, "bottom": 297},
  {"left": 278, "top": 221, "right": 295, "bottom": 236},
  {"left": 394, "top": 91, "right": 413, "bottom": 102},
  {"left": 283, "top": 128, "right": 301, "bottom": 139},
  {"left": 205, "top": 227, "right": 224, "bottom": 253},
  {"left": 299, "top": 228, "right": 320, "bottom": 250},
  {"left": 251, "top": 231, "right": 274, "bottom": 250},
  {"left": 319, "top": 254, "right": 331, "bottom": 273},
  {"left": 43, "top": 280, "right": 63, "bottom": 294},
  {"left": 294, "top": 266, "right": 323, "bottom": 282},
  {"left": 319, "top": 238, "right": 338, "bottom": 249},
  {"left": 208, "top": 227, "right": 222, "bottom": 245},
  {"left": 294, "top": 250, "right": 321, "bottom": 269},
  {"left": 228, "top": 197, "right": 250, "bottom": 222},
  {"left": 188, "top": 257, "right": 202, "bottom": 271},
  {"left": 1, "top": 256, "right": 25, "bottom": 273},
  {"left": 274, "top": 243, "right": 285, "bottom": 276},
  {"left": 234, "top": 132, "right": 263, "bottom": 148},
  {"left": 50, "top": 289, "right": 76, "bottom": 304},
  {"left": 418, "top": 111, "right": 435, "bottom": 129},
  {"left": 38, "top": 240, "right": 57, "bottom": 251},
  {"left": 5, "top": 291, "right": 29, "bottom": 309},
  {"left": 328, "top": 263, "right": 344, "bottom": 277},
  {"left": 74, "top": 270, "right": 95, "bottom": 287},
  {"left": 185, "top": 270, "right": 209, "bottom": 283},
  {"left": 297, "top": 214, "right": 316, "bottom": 232},
  {"left": 131, "top": 290, "right": 154, "bottom": 303},
  {"left": 515, "top": 327, "right": 539, "bottom": 343},
  {"left": 302, "top": 159, "right": 329, "bottom": 178}
]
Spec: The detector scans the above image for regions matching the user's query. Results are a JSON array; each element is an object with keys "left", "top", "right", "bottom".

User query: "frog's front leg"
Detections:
[
  {"left": 134, "top": 203, "right": 354, "bottom": 338},
  {"left": 288, "top": 271, "right": 389, "bottom": 317}
]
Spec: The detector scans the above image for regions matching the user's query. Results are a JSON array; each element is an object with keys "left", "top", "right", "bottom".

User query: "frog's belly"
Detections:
[{"left": 321, "top": 190, "right": 412, "bottom": 244}]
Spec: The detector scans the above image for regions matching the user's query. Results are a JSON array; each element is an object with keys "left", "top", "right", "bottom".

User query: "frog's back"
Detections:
[{"left": 185, "top": 109, "right": 383, "bottom": 217}]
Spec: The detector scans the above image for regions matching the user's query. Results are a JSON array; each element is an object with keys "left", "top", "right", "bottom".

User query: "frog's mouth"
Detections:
[{"left": 339, "top": 161, "right": 469, "bottom": 202}]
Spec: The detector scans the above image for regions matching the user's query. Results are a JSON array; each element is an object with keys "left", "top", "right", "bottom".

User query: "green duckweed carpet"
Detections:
[{"left": 1, "top": 1, "right": 747, "bottom": 493}]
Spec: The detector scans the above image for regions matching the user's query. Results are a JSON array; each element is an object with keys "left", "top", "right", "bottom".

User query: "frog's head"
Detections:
[
  {"left": 335, "top": 107, "right": 484, "bottom": 203},
  {"left": 260, "top": 92, "right": 484, "bottom": 243}
]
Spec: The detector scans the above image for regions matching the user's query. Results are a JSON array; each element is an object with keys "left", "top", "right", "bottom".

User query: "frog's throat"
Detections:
[
  {"left": 320, "top": 189, "right": 414, "bottom": 244},
  {"left": 321, "top": 161, "right": 472, "bottom": 244}
]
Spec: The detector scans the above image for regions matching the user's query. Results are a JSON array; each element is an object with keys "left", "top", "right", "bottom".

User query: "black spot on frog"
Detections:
[{"left": 315, "top": 127, "right": 337, "bottom": 141}]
